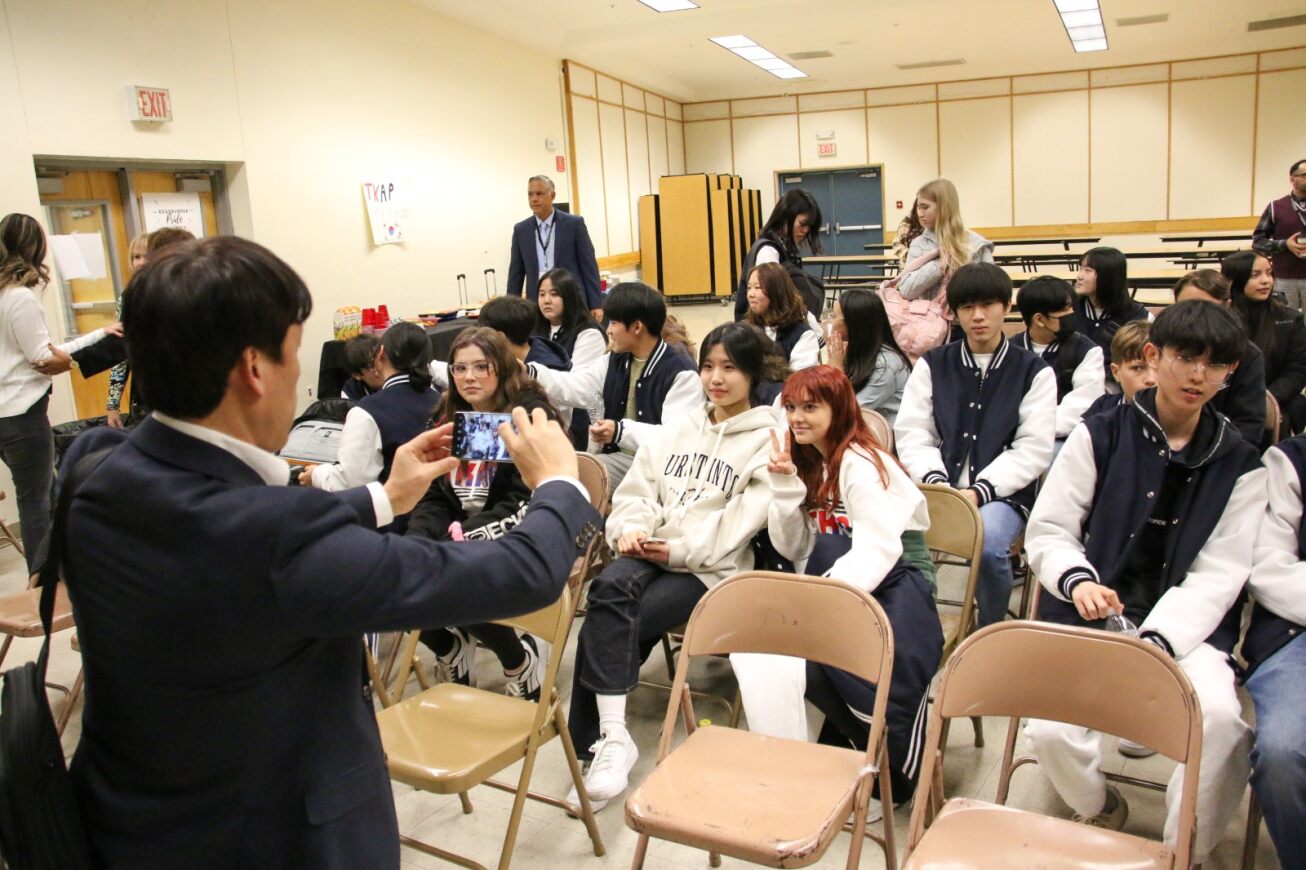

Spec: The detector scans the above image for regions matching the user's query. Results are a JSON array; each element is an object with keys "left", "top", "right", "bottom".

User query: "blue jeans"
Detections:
[
  {"left": 1247, "top": 630, "right": 1306, "bottom": 867},
  {"left": 0, "top": 399, "right": 53, "bottom": 572},
  {"left": 976, "top": 500, "right": 1025, "bottom": 627}
]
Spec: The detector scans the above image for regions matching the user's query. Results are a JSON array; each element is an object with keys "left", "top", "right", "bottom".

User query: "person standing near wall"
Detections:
[
  {"left": 506, "top": 175, "right": 604, "bottom": 320},
  {"left": 1253, "top": 159, "right": 1306, "bottom": 315}
]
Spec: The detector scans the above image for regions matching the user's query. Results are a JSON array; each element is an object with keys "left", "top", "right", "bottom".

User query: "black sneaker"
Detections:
[{"left": 505, "top": 635, "right": 542, "bottom": 702}]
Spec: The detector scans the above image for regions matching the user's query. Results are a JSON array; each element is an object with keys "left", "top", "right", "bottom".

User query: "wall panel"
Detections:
[
  {"left": 667, "top": 121, "right": 686, "bottom": 174},
  {"left": 570, "top": 94, "right": 608, "bottom": 257},
  {"left": 1091, "top": 83, "right": 1169, "bottom": 221},
  {"left": 1254, "top": 69, "right": 1306, "bottom": 213},
  {"left": 732, "top": 115, "right": 799, "bottom": 213},
  {"left": 939, "top": 96, "right": 1012, "bottom": 228},
  {"left": 598, "top": 101, "right": 632, "bottom": 254},
  {"left": 798, "top": 109, "right": 867, "bottom": 168},
  {"left": 1013, "top": 90, "right": 1088, "bottom": 225},
  {"left": 625, "top": 108, "right": 651, "bottom": 241},
  {"left": 1170, "top": 76, "right": 1255, "bottom": 219},
  {"left": 684, "top": 120, "right": 732, "bottom": 175},
  {"left": 868, "top": 103, "right": 938, "bottom": 232},
  {"left": 647, "top": 114, "right": 669, "bottom": 181}
]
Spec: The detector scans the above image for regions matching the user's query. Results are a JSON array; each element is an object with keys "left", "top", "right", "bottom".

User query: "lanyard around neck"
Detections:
[{"left": 536, "top": 219, "right": 554, "bottom": 257}]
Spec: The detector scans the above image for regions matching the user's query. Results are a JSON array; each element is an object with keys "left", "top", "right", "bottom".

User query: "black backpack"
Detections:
[{"left": 0, "top": 449, "right": 112, "bottom": 869}]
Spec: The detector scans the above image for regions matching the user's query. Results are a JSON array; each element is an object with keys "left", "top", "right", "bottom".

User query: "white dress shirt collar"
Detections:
[{"left": 153, "top": 412, "right": 291, "bottom": 486}]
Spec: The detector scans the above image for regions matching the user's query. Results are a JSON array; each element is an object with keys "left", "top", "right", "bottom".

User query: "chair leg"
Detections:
[
  {"left": 844, "top": 777, "right": 873, "bottom": 870},
  {"left": 556, "top": 707, "right": 605, "bottom": 857},
  {"left": 459, "top": 791, "right": 474, "bottom": 814},
  {"left": 878, "top": 741, "right": 898, "bottom": 870},
  {"left": 1242, "top": 792, "right": 1262, "bottom": 870},
  {"left": 55, "top": 668, "right": 83, "bottom": 737},
  {"left": 631, "top": 834, "right": 650, "bottom": 869},
  {"left": 971, "top": 716, "right": 984, "bottom": 748},
  {"left": 709, "top": 851, "right": 721, "bottom": 868},
  {"left": 0, "top": 634, "right": 14, "bottom": 673},
  {"left": 495, "top": 744, "right": 541, "bottom": 870},
  {"left": 660, "top": 633, "right": 676, "bottom": 680}
]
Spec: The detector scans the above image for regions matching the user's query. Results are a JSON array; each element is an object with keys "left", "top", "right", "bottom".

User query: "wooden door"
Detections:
[{"left": 39, "top": 171, "right": 130, "bottom": 419}]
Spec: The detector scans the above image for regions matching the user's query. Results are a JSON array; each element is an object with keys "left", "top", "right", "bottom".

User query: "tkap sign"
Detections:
[{"left": 129, "top": 86, "right": 172, "bottom": 123}]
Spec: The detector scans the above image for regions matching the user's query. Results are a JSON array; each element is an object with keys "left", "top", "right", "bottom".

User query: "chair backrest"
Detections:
[
  {"left": 860, "top": 407, "right": 894, "bottom": 453},
  {"left": 681, "top": 571, "right": 892, "bottom": 687},
  {"left": 919, "top": 484, "right": 982, "bottom": 564},
  {"left": 1266, "top": 391, "right": 1282, "bottom": 443},
  {"left": 937, "top": 622, "right": 1199, "bottom": 763},
  {"left": 576, "top": 452, "right": 609, "bottom": 515}
]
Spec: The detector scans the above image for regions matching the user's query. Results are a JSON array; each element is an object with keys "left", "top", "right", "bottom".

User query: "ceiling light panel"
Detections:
[
  {"left": 711, "top": 34, "right": 808, "bottom": 80},
  {"left": 1053, "top": 0, "right": 1108, "bottom": 52},
  {"left": 636, "top": 0, "right": 699, "bottom": 11}
]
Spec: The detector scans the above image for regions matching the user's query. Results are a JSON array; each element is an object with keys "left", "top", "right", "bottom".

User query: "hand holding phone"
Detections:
[{"left": 453, "top": 411, "right": 514, "bottom": 462}]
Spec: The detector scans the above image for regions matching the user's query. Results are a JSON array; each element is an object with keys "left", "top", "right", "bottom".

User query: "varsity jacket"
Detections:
[
  {"left": 1027, "top": 389, "right": 1266, "bottom": 658},
  {"left": 1011, "top": 331, "right": 1104, "bottom": 438},
  {"left": 1084, "top": 392, "right": 1126, "bottom": 419},
  {"left": 1076, "top": 296, "right": 1149, "bottom": 379},
  {"left": 767, "top": 319, "right": 819, "bottom": 370},
  {"left": 528, "top": 339, "right": 700, "bottom": 454},
  {"left": 894, "top": 336, "right": 1056, "bottom": 513},
  {"left": 1245, "top": 437, "right": 1306, "bottom": 674},
  {"left": 1208, "top": 340, "right": 1268, "bottom": 446},
  {"left": 311, "top": 374, "right": 441, "bottom": 491}
]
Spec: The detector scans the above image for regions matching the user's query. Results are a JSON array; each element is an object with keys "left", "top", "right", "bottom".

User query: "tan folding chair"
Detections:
[
  {"left": 376, "top": 541, "right": 604, "bottom": 870},
  {"left": 904, "top": 621, "right": 1203, "bottom": 869},
  {"left": 573, "top": 453, "right": 611, "bottom": 616},
  {"left": 0, "top": 492, "right": 23, "bottom": 556},
  {"left": 0, "top": 578, "right": 82, "bottom": 735},
  {"left": 919, "top": 483, "right": 985, "bottom": 746},
  {"left": 861, "top": 407, "right": 894, "bottom": 453},
  {"left": 1266, "top": 391, "right": 1283, "bottom": 445},
  {"left": 626, "top": 571, "right": 897, "bottom": 870}
]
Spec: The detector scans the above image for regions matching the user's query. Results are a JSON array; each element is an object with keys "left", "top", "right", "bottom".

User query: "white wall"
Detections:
[
  {"left": 0, "top": 0, "right": 571, "bottom": 521},
  {"left": 681, "top": 49, "right": 1304, "bottom": 233}
]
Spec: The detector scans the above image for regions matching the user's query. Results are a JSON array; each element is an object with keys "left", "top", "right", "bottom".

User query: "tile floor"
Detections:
[{"left": 4, "top": 303, "right": 1279, "bottom": 868}]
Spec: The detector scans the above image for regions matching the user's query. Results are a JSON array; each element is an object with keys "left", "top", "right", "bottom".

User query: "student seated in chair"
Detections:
[
  {"left": 525, "top": 282, "right": 701, "bottom": 496},
  {"left": 894, "top": 261, "right": 1056, "bottom": 627},
  {"left": 565, "top": 322, "right": 805, "bottom": 813},
  {"left": 1172, "top": 269, "right": 1267, "bottom": 445},
  {"left": 737, "top": 364, "right": 941, "bottom": 818},
  {"left": 1010, "top": 275, "right": 1104, "bottom": 456},
  {"left": 1246, "top": 433, "right": 1306, "bottom": 868},
  {"left": 1024, "top": 301, "right": 1264, "bottom": 862},
  {"left": 1083, "top": 320, "right": 1155, "bottom": 418}
]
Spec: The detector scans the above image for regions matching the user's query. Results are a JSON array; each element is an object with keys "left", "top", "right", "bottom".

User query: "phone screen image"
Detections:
[{"left": 453, "top": 411, "right": 514, "bottom": 462}]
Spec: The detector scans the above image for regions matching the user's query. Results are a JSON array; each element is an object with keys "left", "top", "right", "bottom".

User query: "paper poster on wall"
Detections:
[
  {"left": 141, "top": 192, "right": 206, "bottom": 238},
  {"left": 48, "top": 235, "right": 90, "bottom": 280},
  {"left": 363, "top": 181, "right": 406, "bottom": 246}
]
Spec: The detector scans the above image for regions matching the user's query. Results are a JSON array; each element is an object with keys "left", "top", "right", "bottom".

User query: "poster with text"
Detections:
[
  {"left": 141, "top": 192, "right": 205, "bottom": 238},
  {"left": 363, "top": 180, "right": 406, "bottom": 245}
]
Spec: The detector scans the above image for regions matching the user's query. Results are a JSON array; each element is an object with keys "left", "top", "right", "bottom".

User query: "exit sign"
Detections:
[
  {"left": 129, "top": 86, "right": 172, "bottom": 123},
  {"left": 817, "top": 141, "right": 837, "bottom": 158}
]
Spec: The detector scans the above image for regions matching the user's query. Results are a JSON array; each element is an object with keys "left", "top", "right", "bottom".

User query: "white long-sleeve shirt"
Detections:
[
  {"left": 1250, "top": 445, "right": 1306, "bottom": 626},
  {"left": 557, "top": 326, "right": 606, "bottom": 367},
  {"left": 1025, "top": 339, "right": 1106, "bottom": 438},
  {"left": 1027, "top": 422, "right": 1267, "bottom": 658},
  {"left": 0, "top": 284, "right": 108, "bottom": 416},
  {"left": 308, "top": 405, "right": 385, "bottom": 491},
  {"left": 894, "top": 353, "right": 1056, "bottom": 497}
]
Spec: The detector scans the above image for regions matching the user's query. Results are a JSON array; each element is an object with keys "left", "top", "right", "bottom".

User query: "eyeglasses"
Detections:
[
  {"left": 1163, "top": 352, "right": 1232, "bottom": 385},
  {"left": 451, "top": 362, "right": 493, "bottom": 378}
]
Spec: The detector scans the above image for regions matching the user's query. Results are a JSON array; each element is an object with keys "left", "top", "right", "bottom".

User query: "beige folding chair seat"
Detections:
[{"left": 0, "top": 582, "right": 82, "bottom": 734}]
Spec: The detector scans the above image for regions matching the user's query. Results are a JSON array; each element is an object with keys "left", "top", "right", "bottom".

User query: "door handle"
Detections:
[{"left": 836, "top": 224, "right": 883, "bottom": 232}]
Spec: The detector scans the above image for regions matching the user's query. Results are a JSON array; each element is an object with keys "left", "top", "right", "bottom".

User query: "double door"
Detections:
[{"left": 776, "top": 166, "right": 886, "bottom": 284}]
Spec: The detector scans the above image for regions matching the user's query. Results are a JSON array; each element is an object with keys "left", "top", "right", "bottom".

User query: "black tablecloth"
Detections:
[{"left": 317, "top": 318, "right": 473, "bottom": 399}]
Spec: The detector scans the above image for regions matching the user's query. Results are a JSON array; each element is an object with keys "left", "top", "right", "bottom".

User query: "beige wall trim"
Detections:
[
  {"left": 974, "top": 216, "right": 1256, "bottom": 240},
  {"left": 598, "top": 251, "right": 641, "bottom": 269}
]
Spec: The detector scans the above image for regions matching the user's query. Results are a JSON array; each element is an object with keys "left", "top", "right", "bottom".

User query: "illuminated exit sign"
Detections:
[{"left": 129, "top": 86, "right": 172, "bottom": 123}]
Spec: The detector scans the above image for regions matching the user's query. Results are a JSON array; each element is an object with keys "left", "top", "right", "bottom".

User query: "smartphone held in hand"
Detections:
[{"left": 452, "top": 411, "right": 514, "bottom": 462}]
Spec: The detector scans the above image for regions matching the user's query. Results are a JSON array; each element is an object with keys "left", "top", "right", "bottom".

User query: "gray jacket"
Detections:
[{"left": 897, "top": 229, "right": 995, "bottom": 300}]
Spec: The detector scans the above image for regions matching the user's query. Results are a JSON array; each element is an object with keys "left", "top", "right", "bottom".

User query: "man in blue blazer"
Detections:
[
  {"left": 61, "top": 236, "right": 601, "bottom": 868},
  {"left": 506, "top": 175, "right": 604, "bottom": 318}
]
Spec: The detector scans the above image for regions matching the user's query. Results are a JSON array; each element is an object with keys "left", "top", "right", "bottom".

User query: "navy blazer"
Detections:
[
  {"left": 63, "top": 418, "right": 600, "bottom": 868},
  {"left": 506, "top": 210, "right": 603, "bottom": 309}
]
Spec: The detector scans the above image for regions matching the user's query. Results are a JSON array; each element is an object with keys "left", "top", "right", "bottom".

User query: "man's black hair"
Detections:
[
  {"left": 1016, "top": 275, "right": 1073, "bottom": 327},
  {"left": 478, "top": 295, "right": 537, "bottom": 346},
  {"left": 343, "top": 333, "right": 380, "bottom": 375},
  {"left": 1291, "top": 158, "right": 1306, "bottom": 176},
  {"left": 123, "top": 236, "right": 312, "bottom": 419},
  {"left": 946, "top": 262, "right": 1012, "bottom": 313},
  {"left": 1149, "top": 299, "right": 1247, "bottom": 367},
  {"left": 603, "top": 282, "right": 667, "bottom": 336}
]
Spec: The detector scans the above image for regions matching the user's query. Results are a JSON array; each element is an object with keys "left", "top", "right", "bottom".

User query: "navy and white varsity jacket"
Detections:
[
  {"left": 528, "top": 339, "right": 700, "bottom": 454},
  {"left": 1246, "top": 436, "right": 1306, "bottom": 674},
  {"left": 1027, "top": 389, "right": 1266, "bottom": 658},
  {"left": 895, "top": 336, "right": 1056, "bottom": 513},
  {"left": 1010, "top": 330, "right": 1104, "bottom": 438},
  {"left": 768, "top": 319, "right": 820, "bottom": 370}
]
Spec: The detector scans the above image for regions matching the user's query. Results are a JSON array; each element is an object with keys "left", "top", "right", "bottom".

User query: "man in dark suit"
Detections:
[
  {"left": 506, "top": 175, "right": 604, "bottom": 319},
  {"left": 61, "top": 236, "right": 600, "bottom": 868}
]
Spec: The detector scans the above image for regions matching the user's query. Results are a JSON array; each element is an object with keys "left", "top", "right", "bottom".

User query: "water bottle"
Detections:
[
  {"left": 1104, "top": 609, "right": 1139, "bottom": 637},
  {"left": 586, "top": 391, "right": 605, "bottom": 426}
]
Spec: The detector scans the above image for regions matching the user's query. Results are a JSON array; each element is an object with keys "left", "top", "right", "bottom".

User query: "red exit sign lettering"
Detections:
[
  {"left": 817, "top": 141, "right": 837, "bottom": 158},
  {"left": 130, "top": 86, "right": 172, "bottom": 123}
]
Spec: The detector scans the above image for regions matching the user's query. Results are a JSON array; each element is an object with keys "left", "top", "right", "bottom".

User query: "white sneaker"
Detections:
[
  {"left": 582, "top": 729, "right": 639, "bottom": 802},
  {"left": 866, "top": 799, "right": 883, "bottom": 824},
  {"left": 433, "top": 628, "right": 475, "bottom": 686},
  {"left": 565, "top": 782, "right": 610, "bottom": 816},
  {"left": 1118, "top": 738, "right": 1156, "bottom": 759}
]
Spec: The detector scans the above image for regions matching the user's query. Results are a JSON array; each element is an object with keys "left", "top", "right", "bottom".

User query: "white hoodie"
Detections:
[{"left": 608, "top": 401, "right": 806, "bottom": 588}]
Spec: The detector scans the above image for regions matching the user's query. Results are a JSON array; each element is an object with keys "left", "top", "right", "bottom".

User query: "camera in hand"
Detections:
[{"left": 452, "top": 411, "right": 514, "bottom": 462}]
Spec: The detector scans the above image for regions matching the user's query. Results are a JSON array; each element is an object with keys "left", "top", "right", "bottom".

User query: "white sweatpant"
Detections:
[
  {"left": 731, "top": 653, "right": 809, "bottom": 741},
  {"left": 1024, "top": 642, "right": 1251, "bottom": 863}
]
